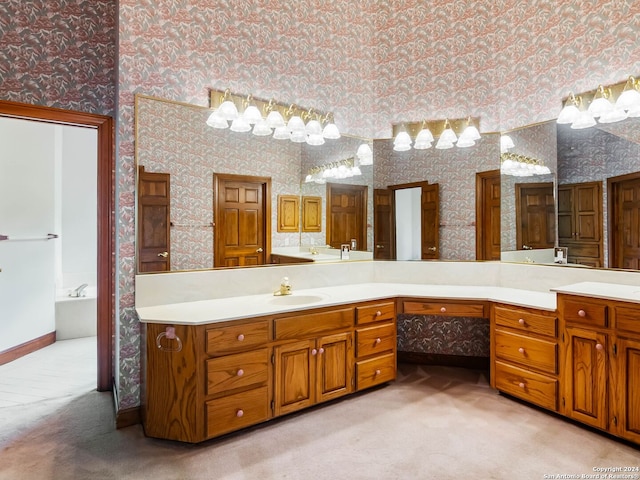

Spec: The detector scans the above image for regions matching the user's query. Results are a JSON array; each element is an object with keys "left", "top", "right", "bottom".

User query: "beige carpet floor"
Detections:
[{"left": 1, "top": 364, "right": 638, "bottom": 480}]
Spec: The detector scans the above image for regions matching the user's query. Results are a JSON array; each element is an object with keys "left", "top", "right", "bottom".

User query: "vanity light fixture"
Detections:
[
  {"left": 557, "top": 75, "right": 640, "bottom": 129},
  {"left": 500, "top": 134, "right": 515, "bottom": 152},
  {"left": 208, "top": 88, "right": 340, "bottom": 146},
  {"left": 392, "top": 117, "right": 481, "bottom": 152},
  {"left": 305, "top": 157, "right": 361, "bottom": 183},
  {"left": 356, "top": 143, "right": 373, "bottom": 165},
  {"left": 501, "top": 153, "right": 551, "bottom": 177}
]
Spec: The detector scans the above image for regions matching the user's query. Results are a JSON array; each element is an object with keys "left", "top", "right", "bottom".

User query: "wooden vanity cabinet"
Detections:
[
  {"left": 355, "top": 301, "right": 397, "bottom": 390},
  {"left": 559, "top": 294, "right": 640, "bottom": 444},
  {"left": 491, "top": 304, "right": 559, "bottom": 412}
]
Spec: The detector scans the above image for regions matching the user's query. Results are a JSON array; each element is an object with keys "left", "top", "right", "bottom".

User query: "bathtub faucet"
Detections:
[{"left": 69, "top": 283, "right": 88, "bottom": 297}]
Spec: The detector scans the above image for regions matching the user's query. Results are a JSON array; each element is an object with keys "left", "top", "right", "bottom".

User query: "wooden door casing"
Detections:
[
  {"left": 476, "top": 170, "right": 501, "bottom": 260},
  {"left": 609, "top": 172, "right": 640, "bottom": 270},
  {"left": 326, "top": 183, "right": 368, "bottom": 250},
  {"left": 137, "top": 166, "right": 170, "bottom": 272},
  {"left": 213, "top": 173, "right": 271, "bottom": 268},
  {"left": 515, "top": 182, "right": 555, "bottom": 250},
  {"left": 373, "top": 188, "right": 393, "bottom": 259}
]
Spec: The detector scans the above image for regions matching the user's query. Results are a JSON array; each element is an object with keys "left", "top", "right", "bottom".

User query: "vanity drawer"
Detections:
[
  {"left": 494, "top": 305, "right": 557, "bottom": 338},
  {"left": 206, "top": 320, "right": 270, "bottom": 356},
  {"left": 615, "top": 306, "right": 640, "bottom": 336},
  {"left": 403, "top": 301, "right": 487, "bottom": 318},
  {"left": 560, "top": 296, "right": 608, "bottom": 328},
  {"left": 494, "top": 329, "right": 557, "bottom": 374},
  {"left": 206, "top": 385, "right": 269, "bottom": 438},
  {"left": 206, "top": 348, "right": 269, "bottom": 396},
  {"left": 356, "top": 352, "right": 396, "bottom": 390},
  {"left": 494, "top": 361, "right": 557, "bottom": 411},
  {"left": 356, "top": 323, "right": 395, "bottom": 358},
  {"left": 356, "top": 301, "right": 396, "bottom": 325},
  {"left": 274, "top": 307, "right": 354, "bottom": 340}
]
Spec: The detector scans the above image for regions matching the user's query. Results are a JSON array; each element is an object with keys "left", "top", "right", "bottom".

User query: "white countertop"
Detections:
[
  {"left": 551, "top": 281, "right": 640, "bottom": 304},
  {"left": 136, "top": 282, "right": 558, "bottom": 325}
]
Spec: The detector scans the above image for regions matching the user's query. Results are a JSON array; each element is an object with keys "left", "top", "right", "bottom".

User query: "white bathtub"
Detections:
[{"left": 55, "top": 286, "right": 97, "bottom": 340}]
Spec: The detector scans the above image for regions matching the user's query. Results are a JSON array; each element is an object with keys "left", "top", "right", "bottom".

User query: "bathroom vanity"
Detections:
[{"left": 136, "top": 263, "right": 640, "bottom": 446}]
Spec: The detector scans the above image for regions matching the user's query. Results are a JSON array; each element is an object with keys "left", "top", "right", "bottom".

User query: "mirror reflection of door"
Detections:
[
  {"left": 609, "top": 172, "right": 640, "bottom": 270},
  {"left": 557, "top": 181, "right": 603, "bottom": 267},
  {"left": 389, "top": 182, "right": 439, "bottom": 260},
  {"left": 213, "top": 173, "right": 271, "bottom": 267},
  {"left": 137, "top": 166, "right": 171, "bottom": 272},
  {"left": 475, "top": 170, "right": 501, "bottom": 260},
  {"left": 326, "top": 183, "right": 367, "bottom": 250},
  {"left": 373, "top": 189, "right": 393, "bottom": 259},
  {"left": 515, "top": 182, "right": 555, "bottom": 250}
]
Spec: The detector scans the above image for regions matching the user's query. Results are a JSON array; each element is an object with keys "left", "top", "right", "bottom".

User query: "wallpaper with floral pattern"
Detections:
[
  {"left": 397, "top": 315, "right": 490, "bottom": 357},
  {"left": 2, "top": 0, "right": 640, "bottom": 409}
]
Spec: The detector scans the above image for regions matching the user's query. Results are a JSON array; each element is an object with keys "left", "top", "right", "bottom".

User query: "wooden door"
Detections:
[
  {"left": 137, "top": 166, "right": 170, "bottom": 272},
  {"left": 615, "top": 337, "right": 640, "bottom": 443},
  {"left": 213, "top": 174, "right": 271, "bottom": 268},
  {"left": 421, "top": 183, "right": 439, "bottom": 259},
  {"left": 274, "top": 339, "right": 316, "bottom": 416},
  {"left": 326, "top": 183, "right": 367, "bottom": 250},
  {"left": 610, "top": 173, "right": 640, "bottom": 270},
  {"left": 558, "top": 182, "right": 603, "bottom": 266},
  {"left": 373, "top": 189, "right": 393, "bottom": 259},
  {"left": 316, "top": 332, "right": 353, "bottom": 404},
  {"left": 564, "top": 326, "right": 608, "bottom": 429},
  {"left": 476, "top": 170, "right": 501, "bottom": 260},
  {"left": 515, "top": 182, "right": 555, "bottom": 250}
]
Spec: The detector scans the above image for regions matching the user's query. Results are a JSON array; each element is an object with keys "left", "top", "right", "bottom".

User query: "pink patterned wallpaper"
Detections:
[
  {"left": 4, "top": 0, "right": 635, "bottom": 408},
  {"left": 0, "top": 0, "right": 116, "bottom": 116}
]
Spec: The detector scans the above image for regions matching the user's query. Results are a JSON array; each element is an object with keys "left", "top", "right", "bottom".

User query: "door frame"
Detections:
[
  {"left": 389, "top": 181, "right": 434, "bottom": 260},
  {"left": 325, "top": 183, "right": 368, "bottom": 250},
  {"left": 514, "top": 181, "right": 555, "bottom": 250},
  {"left": 212, "top": 173, "right": 271, "bottom": 267},
  {"left": 0, "top": 100, "right": 115, "bottom": 392}
]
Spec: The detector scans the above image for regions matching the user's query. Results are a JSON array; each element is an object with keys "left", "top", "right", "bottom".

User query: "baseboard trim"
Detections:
[
  {"left": 112, "top": 381, "right": 141, "bottom": 429},
  {"left": 0, "top": 331, "right": 56, "bottom": 366},
  {"left": 398, "top": 351, "right": 489, "bottom": 369}
]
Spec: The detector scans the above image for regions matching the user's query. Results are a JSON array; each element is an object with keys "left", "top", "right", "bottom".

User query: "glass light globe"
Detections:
[
  {"left": 266, "top": 110, "right": 286, "bottom": 128},
  {"left": 306, "top": 134, "right": 325, "bottom": 146},
  {"left": 287, "top": 115, "right": 306, "bottom": 134},
  {"left": 273, "top": 125, "right": 291, "bottom": 140},
  {"left": 218, "top": 100, "right": 239, "bottom": 120},
  {"left": 229, "top": 116, "right": 251, "bottom": 132},
  {"left": 242, "top": 105, "right": 263, "bottom": 124},
  {"left": 322, "top": 122, "right": 341, "bottom": 139},
  {"left": 206, "top": 111, "right": 229, "bottom": 129},
  {"left": 440, "top": 127, "right": 457, "bottom": 144},
  {"left": 461, "top": 124, "right": 481, "bottom": 141},
  {"left": 356, "top": 143, "right": 373, "bottom": 165},
  {"left": 252, "top": 118, "right": 272, "bottom": 136},
  {"left": 615, "top": 88, "right": 640, "bottom": 110},
  {"left": 588, "top": 97, "right": 613, "bottom": 118},
  {"left": 305, "top": 119, "right": 323, "bottom": 135},
  {"left": 435, "top": 137, "right": 454, "bottom": 149},
  {"left": 598, "top": 107, "right": 627, "bottom": 124},
  {"left": 393, "top": 131, "right": 412, "bottom": 151},
  {"left": 456, "top": 137, "right": 476, "bottom": 148},
  {"left": 557, "top": 104, "right": 580, "bottom": 124},
  {"left": 570, "top": 110, "right": 596, "bottom": 129},
  {"left": 290, "top": 130, "right": 307, "bottom": 143}
]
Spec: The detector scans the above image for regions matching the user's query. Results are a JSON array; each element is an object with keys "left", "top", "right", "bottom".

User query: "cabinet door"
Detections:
[
  {"left": 564, "top": 326, "right": 608, "bottom": 429},
  {"left": 274, "top": 340, "right": 316, "bottom": 416},
  {"left": 616, "top": 337, "right": 640, "bottom": 444},
  {"left": 316, "top": 332, "right": 353, "bottom": 403}
]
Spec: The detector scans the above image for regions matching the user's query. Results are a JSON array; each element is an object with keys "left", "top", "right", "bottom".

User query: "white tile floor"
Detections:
[
  {"left": 0, "top": 336, "right": 97, "bottom": 445},
  {"left": 0, "top": 337, "right": 96, "bottom": 407}
]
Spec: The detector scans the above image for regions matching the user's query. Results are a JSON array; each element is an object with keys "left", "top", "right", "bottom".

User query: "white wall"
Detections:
[
  {"left": 58, "top": 126, "right": 97, "bottom": 290},
  {"left": 0, "top": 118, "right": 56, "bottom": 351},
  {"left": 0, "top": 118, "right": 97, "bottom": 352},
  {"left": 395, "top": 187, "right": 421, "bottom": 261}
]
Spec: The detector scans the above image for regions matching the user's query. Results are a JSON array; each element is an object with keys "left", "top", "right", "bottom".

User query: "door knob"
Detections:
[
  {"left": 428, "top": 246, "right": 436, "bottom": 251},
  {"left": 375, "top": 244, "right": 384, "bottom": 249},
  {"left": 256, "top": 247, "right": 263, "bottom": 253},
  {"left": 157, "top": 251, "right": 168, "bottom": 258}
]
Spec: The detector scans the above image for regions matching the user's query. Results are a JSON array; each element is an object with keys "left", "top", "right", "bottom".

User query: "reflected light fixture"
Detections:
[
  {"left": 217, "top": 89, "right": 239, "bottom": 121},
  {"left": 615, "top": 76, "right": 640, "bottom": 110},
  {"left": 356, "top": 143, "right": 373, "bottom": 165},
  {"left": 413, "top": 121, "right": 434, "bottom": 149},
  {"left": 322, "top": 113, "right": 341, "bottom": 139},
  {"left": 500, "top": 134, "right": 515, "bottom": 152},
  {"left": 392, "top": 117, "right": 481, "bottom": 152},
  {"left": 557, "top": 93, "right": 581, "bottom": 124},
  {"left": 241, "top": 95, "right": 263, "bottom": 124},
  {"left": 587, "top": 85, "right": 613, "bottom": 118},
  {"left": 206, "top": 110, "right": 229, "bottom": 129}
]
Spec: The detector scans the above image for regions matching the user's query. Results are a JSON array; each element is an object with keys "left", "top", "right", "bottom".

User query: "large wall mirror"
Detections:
[
  {"left": 501, "top": 116, "right": 640, "bottom": 271},
  {"left": 135, "top": 94, "right": 374, "bottom": 273}
]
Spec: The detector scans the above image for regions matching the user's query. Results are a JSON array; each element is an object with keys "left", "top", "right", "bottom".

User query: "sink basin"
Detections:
[{"left": 269, "top": 294, "right": 327, "bottom": 306}]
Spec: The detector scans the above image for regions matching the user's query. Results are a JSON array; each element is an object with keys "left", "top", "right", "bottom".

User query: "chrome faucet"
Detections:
[{"left": 69, "top": 283, "right": 88, "bottom": 297}]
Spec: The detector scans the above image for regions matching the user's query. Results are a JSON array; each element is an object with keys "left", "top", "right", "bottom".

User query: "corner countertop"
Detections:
[
  {"left": 551, "top": 281, "right": 640, "bottom": 304},
  {"left": 136, "top": 283, "right": 557, "bottom": 325}
]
